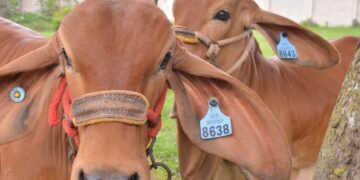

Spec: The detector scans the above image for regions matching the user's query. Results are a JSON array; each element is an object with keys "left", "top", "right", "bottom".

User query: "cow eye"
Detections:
[
  {"left": 59, "top": 48, "right": 73, "bottom": 67},
  {"left": 213, "top": 10, "right": 231, "bottom": 21},
  {"left": 159, "top": 51, "right": 172, "bottom": 70}
]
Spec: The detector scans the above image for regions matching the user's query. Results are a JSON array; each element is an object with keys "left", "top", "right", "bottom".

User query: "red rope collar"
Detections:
[{"left": 48, "top": 77, "right": 168, "bottom": 146}]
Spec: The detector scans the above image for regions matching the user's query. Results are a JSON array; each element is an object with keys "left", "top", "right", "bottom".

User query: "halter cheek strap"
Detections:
[{"left": 174, "top": 26, "right": 254, "bottom": 74}]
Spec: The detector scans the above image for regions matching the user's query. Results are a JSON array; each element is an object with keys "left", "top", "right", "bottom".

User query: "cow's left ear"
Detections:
[
  {"left": 252, "top": 10, "right": 339, "bottom": 69},
  {"left": 169, "top": 42, "right": 291, "bottom": 179},
  {"left": 0, "top": 34, "right": 59, "bottom": 77}
]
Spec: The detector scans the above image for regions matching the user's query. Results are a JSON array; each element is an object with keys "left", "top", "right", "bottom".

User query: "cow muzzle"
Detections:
[{"left": 70, "top": 90, "right": 150, "bottom": 180}]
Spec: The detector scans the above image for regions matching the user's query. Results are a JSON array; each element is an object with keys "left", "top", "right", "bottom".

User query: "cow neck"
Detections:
[
  {"left": 48, "top": 76, "right": 168, "bottom": 147},
  {"left": 225, "top": 39, "right": 259, "bottom": 85}
]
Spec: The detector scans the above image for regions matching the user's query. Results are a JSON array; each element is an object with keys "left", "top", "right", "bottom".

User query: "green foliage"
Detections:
[
  {"left": 5, "top": 0, "right": 73, "bottom": 32},
  {"left": 38, "top": 0, "right": 59, "bottom": 16},
  {"left": 9, "top": 13, "right": 53, "bottom": 32},
  {"left": 51, "top": 6, "right": 72, "bottom": 29}
]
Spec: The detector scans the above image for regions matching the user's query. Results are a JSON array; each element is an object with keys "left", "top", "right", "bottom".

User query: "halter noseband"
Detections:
[{"left": 48, "top": 77, "right": 168, "bottom": 145}]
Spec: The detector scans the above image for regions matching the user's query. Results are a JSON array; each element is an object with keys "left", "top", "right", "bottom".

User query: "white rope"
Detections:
[
  {"left": 174, "top": 27, "right": 254, "bottom": 73},
  {"left": 226, "top": 37, "right": 255, "bottom": 74}
]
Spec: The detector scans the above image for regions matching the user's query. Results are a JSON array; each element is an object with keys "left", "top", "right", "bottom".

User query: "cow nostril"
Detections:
[
  {"left": 129, "top": 173, "right": 139, "bottom": 180},
  {"left": 78, "top": 170, "right": 86, "bottom": 180},
  {"left": 78, "top": 170, "right": 139, "bottom": 180}
]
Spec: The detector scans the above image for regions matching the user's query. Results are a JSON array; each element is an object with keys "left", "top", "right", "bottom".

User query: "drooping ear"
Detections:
[
  {"left": 252, "top": 10, "right": 339, "bottom": 69},
  {"left": 169, "top": 42, "right": 291, "bottom": 179},
  {"left": 0, "top": 34, "right": 60, "bottom": 145},
  {"left": 0, "top": 34, "right": 60, "bottom": 77}
]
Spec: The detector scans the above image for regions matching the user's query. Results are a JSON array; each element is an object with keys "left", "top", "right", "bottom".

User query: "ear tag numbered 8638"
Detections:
[
  {"left": 276, "top": 32, "right": 298, "bottom": 60},
  {"left": 200, "top": 98, "right": 233, "bottom": 140}
]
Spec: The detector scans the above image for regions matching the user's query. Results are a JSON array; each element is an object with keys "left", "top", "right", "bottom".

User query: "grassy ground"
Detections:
[
  {"left": 42, "top": 31, "right": 54, "bottom": 37},
  {"left": 36, "top": 25, "right": 360, "bottom": 179}
]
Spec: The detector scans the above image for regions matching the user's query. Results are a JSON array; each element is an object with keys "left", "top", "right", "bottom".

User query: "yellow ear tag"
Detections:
[{"left": 176, "top": 34, "right": 199, "bottom": 44}]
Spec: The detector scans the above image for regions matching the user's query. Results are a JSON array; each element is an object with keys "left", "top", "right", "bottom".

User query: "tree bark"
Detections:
[{"left": 314, "top": 43, "right": 360, "bottom": 179}]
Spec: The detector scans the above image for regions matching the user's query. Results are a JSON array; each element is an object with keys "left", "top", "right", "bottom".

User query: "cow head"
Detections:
[
  {"left": 173, "top": 0, "right": 340, "bottom": 69},
  {"left": 0, "top": 0, "right": 291, "bottom": 179}
]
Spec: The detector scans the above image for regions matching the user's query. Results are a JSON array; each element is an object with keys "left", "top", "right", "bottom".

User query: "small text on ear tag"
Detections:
[
  {"left": 200, "top": 98, "right": 233, "bottom": 140},
  {"left": 276, "top": 32, "right": 297, "bottom": 60}
]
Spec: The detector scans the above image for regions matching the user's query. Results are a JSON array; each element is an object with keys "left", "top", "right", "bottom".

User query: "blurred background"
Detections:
[
  {"left": 1, "top": 0, "right": 359, "bottom": 27},
  {"left": 0, "top": 0, "right": 359, "bottom": 179},
  {"left": 160, "top": 0, "right": 360, "bottom": 26}
]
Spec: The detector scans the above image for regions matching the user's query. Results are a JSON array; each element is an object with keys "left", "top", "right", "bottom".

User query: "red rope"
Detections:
[
  {"left": 48, "top": 78, "right": 67, "bottom": 126},
  {"left": 48, "top": 77, "right": 79, "bottom": 146},
  {"left": 62, "top": 88, "right": 80, "bottom": 146},
  {"left": 147, "top": 83, "right": 168, "bottom": 139}
]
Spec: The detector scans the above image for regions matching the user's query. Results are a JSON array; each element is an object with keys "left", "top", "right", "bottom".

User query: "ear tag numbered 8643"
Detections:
[
  {"left": 276, "top": 32, "right": 298, "bottom": 60},
  {"left": 200, "top": 98, "right": 232, "bottom": 140}
]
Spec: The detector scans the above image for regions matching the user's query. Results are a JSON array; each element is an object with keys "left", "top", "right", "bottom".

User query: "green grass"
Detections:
[
  {"left": 307, "top": 25, "right": 360, "bottom": 40},
  {"left": 42, "top": 31, "right": 54, "bottom": 38},
  {"left": 151, "top": 91, "right": 180, "bottom": 180}
]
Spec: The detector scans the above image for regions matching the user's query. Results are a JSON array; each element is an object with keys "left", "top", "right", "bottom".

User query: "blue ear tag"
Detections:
[
  {"left": 200, "top": 98, "right": 233, "bottom": 140},
  {"left": 10, "top": 86, "right": 26, "bottom": 103},
  {"left": 276, "top": 32, "right": 297, "bottom": 60}
]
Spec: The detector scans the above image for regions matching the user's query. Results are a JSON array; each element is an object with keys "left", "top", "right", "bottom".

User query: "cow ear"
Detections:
[
  {"left": 0, "top": 34, "right": 60, "bottom": 144},
  {"left": 0, "top": 34, "right": 59, "bottom": 77},
  {"left": 252, "top": 10, "right": 339, "bottom": 69},
  {"left": 169, "top": 42, "right": 291, "bottom": 179}
]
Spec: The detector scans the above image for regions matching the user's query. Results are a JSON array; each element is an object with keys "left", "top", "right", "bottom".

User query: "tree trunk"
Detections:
[{"left": 314, "top": 43, "right": 360, "bottom": 179}]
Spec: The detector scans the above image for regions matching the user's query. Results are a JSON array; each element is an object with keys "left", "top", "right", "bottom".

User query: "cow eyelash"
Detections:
[
  {"left": 59, "top": 48, "right": 73, "bottom": 67},
  {"left": 159, "top": 51, "right": 172, "bottom": 70}
]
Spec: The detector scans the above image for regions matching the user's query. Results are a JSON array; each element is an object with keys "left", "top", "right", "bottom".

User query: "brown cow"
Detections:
[
  {"left": 0, "top": 0, "right": 293, "bottom": 179},
  {"left": 173, "top": 0, "right": 360, "bottom": 179}
]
